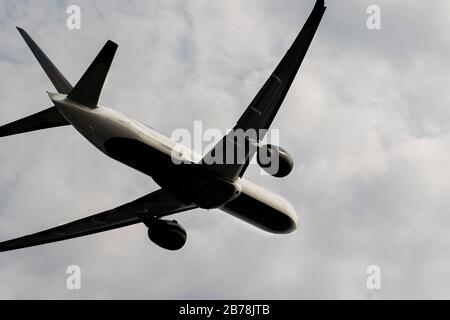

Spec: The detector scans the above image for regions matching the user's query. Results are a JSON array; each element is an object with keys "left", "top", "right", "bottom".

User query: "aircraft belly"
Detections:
[
  {"left": 103, "top": 137, "right": 173, "bottom": 177},
  {"left": 221, "top": 178, "right": 298, "bottom": 234},
  {"left": 152, "top": 165, "right": 243, "bottom": 209}
]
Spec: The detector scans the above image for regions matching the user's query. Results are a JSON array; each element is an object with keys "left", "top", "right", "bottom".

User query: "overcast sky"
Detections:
[{"left": 1, "top": 0, "right": 450, "bottom": 299}]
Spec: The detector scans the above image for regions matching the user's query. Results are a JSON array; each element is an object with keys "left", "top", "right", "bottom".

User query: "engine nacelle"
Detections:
[
  {"left": 257, "top": 144, "right": 294, "bottom": 178},
  {"left": 147, "top": 218, "right": 187, "bottom": 250}
]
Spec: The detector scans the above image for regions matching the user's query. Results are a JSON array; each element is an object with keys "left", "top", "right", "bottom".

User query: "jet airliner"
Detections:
[{"left": 0, "top": 0, "right": 325, "bottom": 251}]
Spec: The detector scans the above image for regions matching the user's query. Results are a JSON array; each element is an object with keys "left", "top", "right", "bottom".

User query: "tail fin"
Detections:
[
  {"left": 16, "top": 27, "right": 73, "bottom": 94},
  {"left": 67, "top": 41, "right": 118, "bottom": 108}
]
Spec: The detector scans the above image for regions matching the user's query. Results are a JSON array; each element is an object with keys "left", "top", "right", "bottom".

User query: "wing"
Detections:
[
  {"left": 0, "top": 189, "right": 197, "bottom": 252},
  {"left": 202, "top": 0, "right": 326, "bottom": 181}
]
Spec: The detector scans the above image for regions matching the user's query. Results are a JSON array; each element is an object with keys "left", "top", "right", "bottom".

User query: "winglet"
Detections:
[
  {"left": 16, "top": 27, "right": 73, "bottom": 94},
  {"left": 67, "top": 40, "right": 118, "bottom": 108},
  {"left": 272, "top": 0, "right": 326, "bottom": 83}
]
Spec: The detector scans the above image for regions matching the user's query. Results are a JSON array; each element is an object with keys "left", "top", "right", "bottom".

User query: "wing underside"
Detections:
[
  {"left": 0, "top": 189, "right": 197, "bottom": 252},
  {"left": 202, "top": 0, "right": 326, "bottom": 181}
]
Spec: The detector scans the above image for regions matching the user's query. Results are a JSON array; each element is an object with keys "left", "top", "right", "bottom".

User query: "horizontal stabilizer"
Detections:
[
  {"left": 16, "top": 27, "right": 73, "bottom": 94},
  {"left": 0, "top": 106, "right": 69, "bottom": 138},
  {"left": 67, "top": 40, "right": 118, "bottom": 107}
]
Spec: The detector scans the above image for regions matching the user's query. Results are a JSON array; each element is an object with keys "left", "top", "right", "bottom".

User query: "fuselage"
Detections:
[{"left": 49, "top": 93, "right": 298, "bottom": 234}]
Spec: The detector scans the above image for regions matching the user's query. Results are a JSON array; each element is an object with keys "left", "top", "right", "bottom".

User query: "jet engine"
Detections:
[
  {"left": 257, "top": 144, "right": 294, "bottom": 178},
  {"left": 146, "top": 218, "right": 187, "bottom": 250}
]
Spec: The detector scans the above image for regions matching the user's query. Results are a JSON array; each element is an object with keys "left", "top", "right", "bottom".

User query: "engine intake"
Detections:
[
  {"left": 146, "top": 218, "right": 187, "bottom": 250},
  {"left": 257, "top": 144, "right": 294, "bottom": 177}
]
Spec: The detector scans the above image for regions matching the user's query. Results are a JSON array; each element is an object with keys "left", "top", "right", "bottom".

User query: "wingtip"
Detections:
[
  {"left": 16, "top": 26, "right": 29, "bottom": 39},
  {"left": 310, "top": 0, "right": 326, "bottom": 17},
  {"left": 106, "top": 40, "right": 119, "bottom": 49},
  {"left": 315, "top": 0, "right": 325, "bottom": 8}
]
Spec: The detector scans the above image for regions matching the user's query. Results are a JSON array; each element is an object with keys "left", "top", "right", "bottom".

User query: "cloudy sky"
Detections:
[{"left": 1, "top": 0, "right": 450, "bottom": 299}]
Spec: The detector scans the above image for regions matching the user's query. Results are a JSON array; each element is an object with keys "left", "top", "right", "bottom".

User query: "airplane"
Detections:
[{"left": 0, "top": 0, "right": 325, "bottom": 252}]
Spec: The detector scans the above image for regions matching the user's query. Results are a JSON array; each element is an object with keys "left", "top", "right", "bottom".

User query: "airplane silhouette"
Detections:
[{"left": 0, "top": 0, "right": 325, "bottom": 251}]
